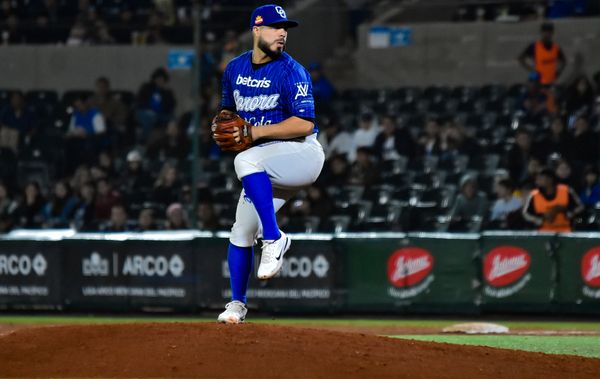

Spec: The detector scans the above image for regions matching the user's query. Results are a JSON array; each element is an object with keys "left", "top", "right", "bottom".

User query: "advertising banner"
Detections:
[
  {"left": 63, "top": 237, "right": 195, "bottom": 311},
  {"left": 0, "top": 240, "right": 62, "bottom": 309},
  {"left": 341, "top": 233, "right": 478, "bottom": 313},
  {"left": 196, "top": 236, "right": 337, "bottom": 312},
  {"left": 555, "top": 233, "right": 600, "bottom": 314},
  {"left": 480, "top": 232, "right": 555, "bottom": 312}
]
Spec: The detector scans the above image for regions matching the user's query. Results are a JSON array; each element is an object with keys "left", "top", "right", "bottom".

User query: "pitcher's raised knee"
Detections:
[{"left": 234, "top": 151, "right": 263, "bottom": 179}]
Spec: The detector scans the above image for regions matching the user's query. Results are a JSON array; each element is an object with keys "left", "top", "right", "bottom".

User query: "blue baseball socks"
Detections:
[
  {"left": 228, "top": 243, "right": 254, "bottom": 303},
  {"left": 241, "top": 171, "right": 281, "bottom": 241}
]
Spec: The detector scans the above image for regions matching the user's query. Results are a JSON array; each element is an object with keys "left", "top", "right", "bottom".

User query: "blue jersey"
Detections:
[{"left": 221, "top": 51, "right": 317, "bottom": 134}]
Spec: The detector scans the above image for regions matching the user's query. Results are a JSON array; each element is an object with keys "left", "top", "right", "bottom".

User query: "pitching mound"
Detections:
[{"left": 0, "top": 323, "right": 599, "bottom": 378}]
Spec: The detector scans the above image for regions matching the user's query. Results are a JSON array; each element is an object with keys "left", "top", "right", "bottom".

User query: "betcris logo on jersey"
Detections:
[{"left": 236, "top": 74, "right": 271, "bottom": 88}]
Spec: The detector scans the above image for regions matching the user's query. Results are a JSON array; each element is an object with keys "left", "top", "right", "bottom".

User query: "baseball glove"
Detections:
[{"left": 211, "top": 110, "right": 253, "bottom": 153}]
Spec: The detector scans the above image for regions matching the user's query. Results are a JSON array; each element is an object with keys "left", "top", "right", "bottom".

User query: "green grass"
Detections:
[{"left": 391, "top": 335, "right": 600, "bottom": 358}]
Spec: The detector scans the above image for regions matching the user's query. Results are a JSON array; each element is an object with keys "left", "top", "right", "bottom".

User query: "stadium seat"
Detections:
[
  {"left": 26, "top": 90, "right": 60, "bottom": 121},
  {"left": 110, "top": 90, "right": 135, "bottom": 107},
  {"left": 0, "top": 89, "right": 17, "bottom": 108},
  {"left": 61, "top": 90, "right": 94, "bottom": 108},
  {"left": 319, "top": 215, "right": 351, "bottom": 233},
  {"left": 286, "top": 216, "right": 320, "bottom": 233}
]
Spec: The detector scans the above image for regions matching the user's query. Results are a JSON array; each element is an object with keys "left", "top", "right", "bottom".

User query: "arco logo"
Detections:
[
  {"left": 581, "top": 248, "right": 600, "bottom": 287},
  {"left": 387, "top": 247, "right": 434, "bottom": 288},
  {"left": 484, "top": 246, "right": 531, "bottom": 287}
]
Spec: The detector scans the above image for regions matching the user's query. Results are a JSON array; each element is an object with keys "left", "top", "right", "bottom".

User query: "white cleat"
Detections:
[
  {"left": 257, "top": 231, "right": 291, "bottom": 280},
  {"left": 217, "top": 301, "right": 247, "bottom": 324}
]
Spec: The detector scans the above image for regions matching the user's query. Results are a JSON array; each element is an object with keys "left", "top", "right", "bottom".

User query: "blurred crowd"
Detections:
[
  {"left": 453, "top": 0, "right": 599, "bottom": 22},
  {"left": 0, "top": 11, "right": 599, "bottom": 234},
  {"left": 0, "top": 64, "right": 227, "bottom": 233},
  {"left": 0, "top": 0, "right": 274, "bottom": 45}
]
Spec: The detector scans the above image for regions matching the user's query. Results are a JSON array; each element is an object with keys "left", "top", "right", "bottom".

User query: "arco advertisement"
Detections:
[
  {"left": 63, "top": 239, "right": 195, "bottom": 310},
  {"left": 0, "top": 241, "right": 62, "bottom": 309},
  {"left": 195, "top": 239, "right": 337, "bottom": 312}
]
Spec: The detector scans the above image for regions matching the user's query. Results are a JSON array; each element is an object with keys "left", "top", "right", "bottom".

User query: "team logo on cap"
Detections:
[
  {"left": 255, "top": 15, "right": 263, "bottom": 25},
  {"left": 275, "top": 6, "right": 286, "bottom": 18}
]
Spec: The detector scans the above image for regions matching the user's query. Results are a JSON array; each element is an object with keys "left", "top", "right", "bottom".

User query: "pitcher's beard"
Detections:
[{"left": 258, "top": 39, "right": 284, "bottom": 60}]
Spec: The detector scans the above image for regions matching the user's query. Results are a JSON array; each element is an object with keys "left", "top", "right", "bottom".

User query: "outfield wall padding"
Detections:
[{"left": 0, "top": 230, "right": 599, "bottom": 314}]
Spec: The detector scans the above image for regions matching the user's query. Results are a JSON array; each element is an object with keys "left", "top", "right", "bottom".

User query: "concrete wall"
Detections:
[
  {"left": 285, "top": 0, "right": 347, "bottom": 66},
  {"left": 357, "top": 18, "right": 600, "bottom": 87},
  {"left": 0, "top": 46, "right": 194, "bottom": 113}
]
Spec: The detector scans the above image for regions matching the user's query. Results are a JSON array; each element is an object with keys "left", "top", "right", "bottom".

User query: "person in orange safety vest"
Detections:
[
  {"left": 518, "top": 22, "right": 567, "bottom": 86},
  {"left": 522, "top": 167, "right": 584, "bottom": 232}
]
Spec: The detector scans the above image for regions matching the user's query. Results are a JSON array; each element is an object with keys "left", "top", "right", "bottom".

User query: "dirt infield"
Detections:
[{"left": 1, "top": 323, "right": 599, "bottom": 378}]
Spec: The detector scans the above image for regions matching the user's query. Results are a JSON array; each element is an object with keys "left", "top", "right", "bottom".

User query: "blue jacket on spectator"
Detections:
[{"left": 580, "top": 182, "right": 600, "bottom": 207}]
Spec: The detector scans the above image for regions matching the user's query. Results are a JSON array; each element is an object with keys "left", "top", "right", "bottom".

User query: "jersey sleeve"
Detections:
[
  {"left": 280, "top": 66, "right": 315, "bottom": 119},
  {"left": 221, "top": 63, "right": 235, "bottom": 110}
]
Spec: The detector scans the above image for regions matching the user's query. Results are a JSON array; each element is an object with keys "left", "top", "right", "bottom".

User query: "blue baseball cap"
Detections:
[{"left": 250, "top": 4, "right": 299, "bottom": 29}]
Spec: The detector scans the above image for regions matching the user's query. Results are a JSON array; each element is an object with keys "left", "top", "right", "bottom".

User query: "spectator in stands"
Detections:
[
  {"left": 72, "top": 181, "right": 96, "bottom": 231},
  {"left": 593, "top": 71, "right": 600, "bottom": 95},
  {"left": 565, "top": 75, "right": 595, "bottom": 116},
  {"left": 317, "top": 154, "right": 350, "bottom": 188},
  {"left": 519, "top": 72, "right": 554, "bottom": 122},
  {"left": 439, "top": 119, "right": 479, "bottom": 164},
  {"left": 66, "top": 15, "right": 89, "bottom": 45},
  {"left": 308, "top": 63, "right": 335, "bottom": 115},
  {"left": 41, "top": 180, "right": 77, "bottom": 228},
  {"left": 350, "top": 112, "right": 380, "bottom": 161},
  {"left": 448, "top": 174, "right": 489, "bottom": 232},
  {"left": 147, "top": 120, "right": 190, "bottom": 162},
  {"left": 0, "top": 91, "right": 37, "bottom": 153},
  {"left": 505, "top": 128, "right": 542, "bottom": 183},
  {"left": 348, "top": 147, "right": 380, "bottom": 187},
  {"left": 136, "top": 205, "right": 159, "bottom": 231},
  {"left": 590, "top": 96, "right": 600, "bottom": 130},
  {"left": 489, "top": 178, "right": 523, "bottom": 229},
  {"left": 536, "top": 117, "right": 572, "bottom": 160},
  {"left": 554, "top": 157, "right": 576, "bottom": 189},
  {"left": 101, "top": 204, "right": 131, "bottom": 232},
  {"left": 522, "top": 167, "right": 584, "bottom": 232},
  {"left": 218, "top": 30, "right": 240, "bottom": 74},
  {"left": 69, "top": 164, "right": 92, "bottom": 195},
  {"left": 166, "top": 202, "right": 190, "bottom": 230},
  {"left": 142, "top": 11, "right": 166, "bottom": 45},
  {"left": 305, "top": 185, "right": 332, "bottom": 221},
  {"left": 153, "top": 162, "right": 180, "bottom": 206},
  {"left": 90, "top": 165, "right": 108, "bottom": 182},
  {"left": 15, "top": 181, "right": 45, "bottom": 228},
  {"left": 579, "top": 165, "right": 600, "bottom": 207},
  {"left": 320, "top": 119, "right": 353, "bottom": 159},
  {"left": 135, "top": 67, "right": 176, "bottom": 143},
  {"left": 520, "top": 156, "right": 544, "bottom": 190},
  {"left": 65, "top": 94, "right": 107, "bottom": 172},
  {"left": 195, "top": 201, "right": 221, "bottom": 231},
  {"left": 119, "top": 150, "right": 153, "bottom": 205},
  {"left": 373, "top": 114, "right": 415, "bottom": 161},
  {"left": 94, "top": 178, "right": 121, "bottom": 221},
  {"left": 97, "top": 150, "right": 117, "bottom": 180},
  {"left": 3, "top": 15, "right": 25, "bottom": 44},
  {"left": 569, "top": 115, "right": 599, "bottom": 169},
  {"left": 518, "top": 22, "right": 566, "bottom": 86},
  {"left": 89, "top": 77, "right": 128, "bottom": 140},
  {"left": 417, "top": 117, "right": 442, "bottom": 158},
  {"left": 0, "top": 182, "right": 17, "bottom": 233}
]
